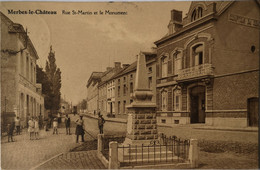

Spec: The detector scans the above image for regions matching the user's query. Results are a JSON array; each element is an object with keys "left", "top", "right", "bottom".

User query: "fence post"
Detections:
[
  {"left": 97, "top": 134, "right": 104, "bottom": 153},
  {"left": 188, "top": 139, "right": 199, "bottom": 168},
  {"left": 109, "top": 141, "right": 118, "bottom": 169}
]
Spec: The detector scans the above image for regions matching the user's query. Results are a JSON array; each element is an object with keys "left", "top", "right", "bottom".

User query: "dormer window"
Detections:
[{"left": 191, "top": 7, "right": 203, "bottom": 22}]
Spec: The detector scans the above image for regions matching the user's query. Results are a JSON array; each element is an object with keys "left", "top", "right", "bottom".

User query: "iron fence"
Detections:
[{"left": 118, "top": 134, "right": 190, "bottom": 166}]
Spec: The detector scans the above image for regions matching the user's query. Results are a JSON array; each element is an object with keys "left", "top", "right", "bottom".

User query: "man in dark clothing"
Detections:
[
  {"left": 98, "top": 115, "right": 105, "bottom": 134},
  {"left": 75, "top": 115, "right": 85, "bottom": 143},
  {"left": 65, "top": 114, "right": 71, "bottom": 135},
  {"left": 7, "top": 121, "right": 15, "bottom": 142}
]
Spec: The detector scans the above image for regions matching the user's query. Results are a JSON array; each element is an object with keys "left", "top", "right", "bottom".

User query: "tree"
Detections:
[
  {"left": 45, "top": 46, "right": 62, "bottom": 114},
  {"left": 81, "top": 99, "right": 87, "bottom": 110},
  {"left": 36, "top": 65, "right": 52, "bottom": 110}
]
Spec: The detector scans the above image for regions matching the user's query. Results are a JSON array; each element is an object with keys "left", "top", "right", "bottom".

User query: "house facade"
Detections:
[
  {"left": 155, "top": 1, "right": 259, "bottom": 127},
  {"left": 1, "top": 12, "right": 44, "bottom": 127},
  {"left": 114, "top": 52, "right": 157, "bottom": 119}
]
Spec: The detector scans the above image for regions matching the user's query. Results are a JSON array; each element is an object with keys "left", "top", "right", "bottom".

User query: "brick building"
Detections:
[
  {"left": 86, "top": 62, "right": 122, "bottom": 115},
  {"left": 154, "top": 1, "right": 259, "bottom": 127},
  {"left": 1, "top": 12, "right": 44, "bottom": 127},
  {"left": 114, "top": 52, "right": 157, "bottom": 119}
]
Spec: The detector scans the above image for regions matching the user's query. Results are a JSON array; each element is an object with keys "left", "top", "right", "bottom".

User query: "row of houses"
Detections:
[
  {"left": 88, "top": 1, "right": 259, "bottom": 128},
  {"left": 1, "top": 12, "right": 45, "bottom": 128}
]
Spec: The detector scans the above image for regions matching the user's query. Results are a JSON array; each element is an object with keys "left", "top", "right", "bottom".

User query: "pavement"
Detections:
[
  {"left": 1, "top": 114, "right": 258, "bottom": 169},
  {"left": 1, "top": 114, "right": 102, "bottom": 170}
]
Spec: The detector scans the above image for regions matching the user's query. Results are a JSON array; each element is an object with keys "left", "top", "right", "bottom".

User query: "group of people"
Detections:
[
  {"left": 28, "top": 117, "right": 40, "bottom": 140},
  {"left": 6, "top": 112, "right": 106, "bottom": 144}
]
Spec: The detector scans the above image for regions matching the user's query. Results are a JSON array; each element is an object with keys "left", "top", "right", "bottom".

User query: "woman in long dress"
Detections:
[
  {"left": 34, "top": 117, "right": 40, "bottom": 140},
  {"left": 28, "top": 117, "right": 35, "bottom": 140}
]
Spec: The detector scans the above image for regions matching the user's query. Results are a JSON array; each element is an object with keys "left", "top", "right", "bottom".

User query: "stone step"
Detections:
[
  {"left": 118, "top": 145, "right": 180, "bottom": 154},
  {"left": 119, "top": 151, "right": 180, "bottom": 160},
  {"left": 118, "top": 155, "right": 186, "bottom": 164}
]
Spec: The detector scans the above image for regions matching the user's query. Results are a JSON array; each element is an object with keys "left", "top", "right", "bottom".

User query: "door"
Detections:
[
  {"left": 248, "top": 97, "right": 259, "bottom": 127},
  {"left": 190, "top": 95, "right": 199, "bottom": 123}
]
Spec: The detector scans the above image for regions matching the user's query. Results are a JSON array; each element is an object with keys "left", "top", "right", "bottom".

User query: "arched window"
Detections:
[
  {"left": 174, "top": 51, "right": 182, "bottom": 75},
  {"left": 192, "top": 44, "right": 204, "bottom": 66},
  {"left": 191, "top": 7, "right": 203, "bottom": 22},
  {"left": 191, "top": 10, "right": 196, "bottom": 22},
  {"left": 161, "top": 56, "right": 168, "bottom": 78},
  {"left": 198, "top": 7, "right": 203, "bottom": 18},
  {"left": 161, "top": 91, "right": 168, "bottom": 111}
]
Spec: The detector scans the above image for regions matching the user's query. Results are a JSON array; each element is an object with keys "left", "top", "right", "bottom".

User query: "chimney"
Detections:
[
  {"left": 168, "top": 9, "right": 183, "bottom": 35},
  {"left": 106, "top": 67, "right": 112, "bottom": 71},
  {"left": 122, "top": 64, "right": 130, "bottom": 69},
  {"left": 114, "top": 62, "right": 121, "bottom": 69}
]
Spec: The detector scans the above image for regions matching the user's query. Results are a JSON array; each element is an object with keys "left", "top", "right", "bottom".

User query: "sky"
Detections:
[{"left": 1, "top": 1, "right": 191, "bottom": 105}]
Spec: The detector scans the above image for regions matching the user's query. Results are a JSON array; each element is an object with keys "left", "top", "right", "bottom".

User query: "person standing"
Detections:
[
  {"left": 7, "top": 121, "right": 15, "bottom": 142},
  {"left": 34, "top": 117, "right": 40, "bottom": 139},
  {"left": 28, "top": 117, "right": 35, "bottom": 140},
  {"left": 53, "top": 118, "right": 58, "bottom": 135},
  {"left": 15, "top": 117, "right": 21, "bottom": 135},
  {"left": 65, "top": 114, "right": 71, "bottom": 135},
  {"left": 75, "top": 115, "right": 85, "bottom": 143},
  {"left": 98, "top": 114, "right": 105, "bottom": 134}
]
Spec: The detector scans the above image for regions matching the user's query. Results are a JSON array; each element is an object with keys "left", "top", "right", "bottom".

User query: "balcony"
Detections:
[{"left": 177, "top": 64, "right": 214, "bottom": 81}]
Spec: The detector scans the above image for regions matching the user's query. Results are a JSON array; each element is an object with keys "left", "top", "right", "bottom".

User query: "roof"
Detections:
[
  {"left": 0, "top": 12, "right": 39, "bottom": 59},
  {"left": 86, "top": 72, "right": 103, "bottom": 88},
  {"left": 154, "top": 1, "right": 235, "bottom": 45}
]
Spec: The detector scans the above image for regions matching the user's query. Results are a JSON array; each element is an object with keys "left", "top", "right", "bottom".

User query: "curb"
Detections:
[
  {"left": 29, "top": 152, "right": 63, "bottom": 170},
  {"left": 84, "top": 114, "right": 127, "bottom": 124}
]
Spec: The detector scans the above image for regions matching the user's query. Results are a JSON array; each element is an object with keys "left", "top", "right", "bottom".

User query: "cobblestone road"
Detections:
[
  {"left": 1, "top": 115, "right": 95, "bottom": 170},
  {"left": 36, "top": 150, "right": 105, "bottom": 169}
]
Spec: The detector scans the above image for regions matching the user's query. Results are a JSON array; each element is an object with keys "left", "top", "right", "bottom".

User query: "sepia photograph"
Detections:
[{"left": 0, "top": 0, "right": 259, "bottom": 169}]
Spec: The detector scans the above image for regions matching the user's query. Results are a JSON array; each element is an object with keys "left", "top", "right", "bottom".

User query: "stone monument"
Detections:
[{"left": 123, "top": 52, "right": 157, "bottom": 145}]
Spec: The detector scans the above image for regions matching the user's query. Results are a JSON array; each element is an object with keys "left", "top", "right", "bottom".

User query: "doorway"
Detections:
[
  {"left": 248, "top": 97, "right": 258, "bottom": 127},
  {"left": 190, "top": 86, "right": 206, "bottom": 123}
]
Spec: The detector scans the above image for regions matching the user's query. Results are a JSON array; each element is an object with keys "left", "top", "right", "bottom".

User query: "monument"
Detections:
[{"left": 123, "top": 51, "right": 157, "bottom": 145}]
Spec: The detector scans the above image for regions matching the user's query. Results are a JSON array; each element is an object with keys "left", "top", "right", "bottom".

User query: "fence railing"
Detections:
[
  {"left": 117, "top": 134, "right": 190, "bottom": 166},
  {"left": 97, "top": 133, "right": 198, "bottom": 169}
]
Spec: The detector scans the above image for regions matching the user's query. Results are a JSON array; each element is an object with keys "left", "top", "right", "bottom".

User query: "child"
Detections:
[{"left": 53, "top": 118, "right": 58, "bottom": 135}]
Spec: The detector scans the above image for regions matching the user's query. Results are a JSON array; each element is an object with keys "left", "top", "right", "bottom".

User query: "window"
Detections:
[
  {"left": 148, "top": 67, "right": 152, "bottom": 73},
  {"left": 161, "top": 56, "right": 168, "bottom": 78},
  {"left": 130, "top": 82, "right": 133, "bottom": 93},
  {"left": 123, "top": 100, "right": 126, "bottom": 114},
  {"left": 191, "top": 7, "right": 203, "bottom": 22},
  {"left": 123, "top": 77, "right": 126, "bottom": 82},
  {"left": 26, "top": 56, "right": 29, "bottom": 79},
  {"left": 148, "top": 77, "right": 152, "bottom": 89},
  {"left": 123, "top": 85, "right": 127, "bottom": 96},
  {"left": 174, "top": 51, "right": 182, "bottom": 75},
  {"left": 161, "top": 91, "right": 168, "bottom": 111},
  {"left": 173, "top": 89, "right": 182, "bottom": 111},
  {"left": 130, "top": 99, "right": 133, "bottom": 104},
  {"left": 118, "top": 101, "right": 121, "bottom": 114},
  {"left": 118, "top": 86, "right": 120, "bottom": 97},
  {"left": 161, "top": 119, "right": 166, "bottom": 123},
  {"left": 192, "top": 44, "right": 204, "bottom": 66},
  {"left": 130, "top": 74, "right": 133, "bottom": 79},
  {"left": 118, "top": 79, "right": 120, "bottom": 84}
]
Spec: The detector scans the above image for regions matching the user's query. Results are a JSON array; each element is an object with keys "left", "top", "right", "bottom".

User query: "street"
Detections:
[{"left": 1, "top": 115, "right": 258, "bottom": 169}]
